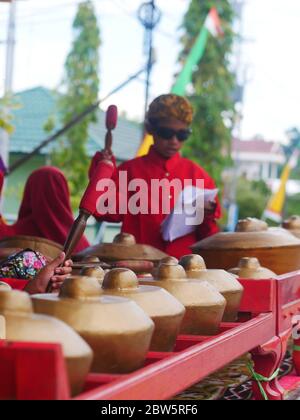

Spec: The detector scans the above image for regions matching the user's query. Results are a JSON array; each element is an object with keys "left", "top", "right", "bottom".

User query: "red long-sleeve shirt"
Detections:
[{"left": 94, "top": 147, "right": 221, "bottom": 259}]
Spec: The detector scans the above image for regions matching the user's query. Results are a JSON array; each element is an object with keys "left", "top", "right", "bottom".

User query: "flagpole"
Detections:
[
  {"left": 0, "top": 0, "right": 17, "bottom": 167},
  {"left": 138, "top": 1, "right": 161, "bottom": 120}
]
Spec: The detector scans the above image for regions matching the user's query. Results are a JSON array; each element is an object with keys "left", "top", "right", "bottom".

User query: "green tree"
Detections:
[
  {"left": 178, "top": 0, "right": 236, "bottom": 185},
  {"left": 284, "top": 127, "right": 300, "bottom": 180},
  {"left": 237, "top": 177, "right": 271, "bottom": 221},
  {"left": 0, "top": 94, "right": 18, "bottom": 135},
  {"left": 285, "top": 128, "right": 300, "bottom": 157},
  {"left": 52, "top": 0, "right": 100, "bottom": 207},
  {"left": 286, "top": 194, "right": 300, "bottom": 218}
]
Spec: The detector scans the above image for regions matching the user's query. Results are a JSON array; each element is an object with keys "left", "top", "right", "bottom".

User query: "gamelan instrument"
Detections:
[{"left": 191, "top": 217, "right": 300, "bottom": 275}]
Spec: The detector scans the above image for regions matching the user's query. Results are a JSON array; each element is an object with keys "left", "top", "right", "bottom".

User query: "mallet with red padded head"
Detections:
[{"left": 46, "top": 105, "right": 118, "bottom": 292}]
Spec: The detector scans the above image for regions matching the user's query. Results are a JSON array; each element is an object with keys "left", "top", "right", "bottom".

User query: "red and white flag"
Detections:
[{"left": 204, "top": 7, "right": 224, "bottom": 37}]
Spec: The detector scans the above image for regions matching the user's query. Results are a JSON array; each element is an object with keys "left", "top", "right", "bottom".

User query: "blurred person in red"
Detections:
[{"left": 0, "top": 166, "right": 89, "bottom": 253}]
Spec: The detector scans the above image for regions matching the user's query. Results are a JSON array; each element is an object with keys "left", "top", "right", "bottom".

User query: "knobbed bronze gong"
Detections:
[
  {"left": 80, "top": 266, "right": 105, "bottom": 283},
  {"left": 32, "top": 276, "right": 154, "bottom": 374},
  {"left": 191, "top": 218, "right": 300, "bottom": 275},
  {"left": 82, "top": 256, "right": 101, "bottom": 263},
  {"left": 151, "top": 257, "right": 179, "bottom": 278},
  {"left": 0, "top": 236, "right": 63, "bottom": 260},
  {"left": 73, "top": 260, "right": 155, "bottom": 276},
  {"left": 229, "top": 257, "right": 277, "bottom": 280},
  {"left": 0, "top": 314, "right": 5, "bottom": 339},
  {"left": 101, "top": 268, "right": 185, "bottom": 352},
  {"left": 0, "top": 289, "right": 93, "bottom": 396},
  {"left": 179, "top": 255, "right": 244, "bottom": 322},
  {"left": 73, "top": 233, "right": 168, "bottom": 264},
  {"left": 0, "top": 248, "right": 22, "bottom": 262},
  {"left": 282, "top": 215, "right": 300, "bottom": 239},
  {"left": 0, "top": 281, "right": 11, "bottom": 291},
  {"left": 140, "top": 261, "right": 226, "bottom": 336}
]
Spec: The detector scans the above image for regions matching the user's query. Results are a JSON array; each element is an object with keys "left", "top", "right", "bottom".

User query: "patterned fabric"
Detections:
[
  {"left": 222, "top": 349, "right": 295, "bottom": 401},
  {"left": 174, "top": 350, "right": 296, "bottom": 401},
  {"left": 147, "top": 94, "right": 194, "bottom": 125},
  {"left": 174, "top": 354, "right": 252, "bottom": 401},
  {"left": 0, "top": 249, "right": 47, "bottom": 280}
]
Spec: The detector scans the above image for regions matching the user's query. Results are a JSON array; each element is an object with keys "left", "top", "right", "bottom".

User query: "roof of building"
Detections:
[
  {"left": 10, "top": 86, "right": 142, "bottom": 161},
  {"left": 232, "top": 138, "right": 284, "bottom": 155}
]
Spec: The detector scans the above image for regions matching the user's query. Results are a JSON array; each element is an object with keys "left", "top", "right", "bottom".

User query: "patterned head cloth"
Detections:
[{"left": 146, "top": 94, "right": 194, "bottom": 126}]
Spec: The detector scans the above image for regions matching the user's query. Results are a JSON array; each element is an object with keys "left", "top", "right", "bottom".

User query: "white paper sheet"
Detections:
[{"left": 161, "top": 186, "right": 218, "bottom": 242}]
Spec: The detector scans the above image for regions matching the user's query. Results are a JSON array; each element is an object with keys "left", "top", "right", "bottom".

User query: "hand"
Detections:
[
  {"left": 49, "top": 256, "right": 73, "bottom": 293},
  {"left": 24, "top": 252, "right": 73, "bottom": 295},
  {"left": 100, "top": 150, "right": 114, "bottom": 167},
  {"left": 204, "top": 201, "right": 217, "bottom": 216},
  {"left": 88, "top": 150, "right": 115, "bottom": 179}
]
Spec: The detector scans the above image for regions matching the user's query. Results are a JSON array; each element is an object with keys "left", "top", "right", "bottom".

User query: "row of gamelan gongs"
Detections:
[{"left": 1, "top": 216, "right": 300, "bottom": 395}]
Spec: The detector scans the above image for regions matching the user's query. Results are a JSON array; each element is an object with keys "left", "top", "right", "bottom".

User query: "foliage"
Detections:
[
  {"left": 52, "top": 0, "right": 101, "bottom": 206},
  {"left": 286, "top": 194, "right": 300, "bottom": 218},
  {"left": 285, "top": 127, "right": 300, "bottom": 156},
  {"left": 4, "top": 182, "right": 24, "bottom": 205},
  {"left": 236, "top": 177, "right": 271, "bottom": 220},
  {"left": 284, "top": 127, "right": 300, "bottom": 180},
  {"left": 179, "top": 0, "right": 237, "bottom": 186},
  {"left": 0, "top": 94, "right": 19, "bottom": 135},
  {"left": 285, "top": 129, "right": 300, "bottom": 216},
  {"left": 43, "top": 115, "right": 56, "bottom": 134}
]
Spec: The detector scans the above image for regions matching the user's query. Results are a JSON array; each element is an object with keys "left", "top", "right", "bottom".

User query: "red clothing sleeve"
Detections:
[
  {"left": 197, "top": 215, "right": 220, "bottom": 239},
  {"left": 0, "top": 171, "right": 4, "bottom": 197},
  {"left": 92, "top": 155, "right": 123, "bottom": 223},
  {"left": 0, "top": 214, "right": 18, "bottom": 239},
  {"left": 88, "top": 151, "right": 117, "bottom": 180},
  {"left": 80, "top": 161, "right": 115, "bottom": 215},
  {"left": 0, "top": 278, "right": 28, "bottom": 290},
  {"left": 0, "top": 172, "right": 15, "bottom": 238},
  {"left": 197, "top": 172, "right": 221, "bottom": 240}
]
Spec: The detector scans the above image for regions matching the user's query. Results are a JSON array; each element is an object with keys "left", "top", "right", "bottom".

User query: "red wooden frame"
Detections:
[
  {"left": 0, "top": 274, "right": 300, "bottom": 400},
  {"left": 0, "top": 341, "right": 70, "bottom": 400}
]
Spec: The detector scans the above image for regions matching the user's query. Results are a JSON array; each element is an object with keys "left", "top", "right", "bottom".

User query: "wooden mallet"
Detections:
[{"left": 46, "top": 105, "right": 118, "bottom": 292}]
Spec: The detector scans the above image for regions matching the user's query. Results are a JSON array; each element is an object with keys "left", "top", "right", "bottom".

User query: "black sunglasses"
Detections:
[{"left": 154, "top": 126, "right": 192, "bottom": 142}]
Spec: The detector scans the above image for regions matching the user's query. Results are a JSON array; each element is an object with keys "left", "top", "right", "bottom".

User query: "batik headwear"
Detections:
[{"left": 146, "top": 94, "right": 194, "bottom": 126}]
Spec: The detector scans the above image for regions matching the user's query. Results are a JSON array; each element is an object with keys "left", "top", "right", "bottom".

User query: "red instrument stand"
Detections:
[
  {"left": 249, "top": 271, "right": 300, "bottom": 400},
  {"left": 1, "top": 273, "right": 300, "bottom": 400},
  {"left": 0, "top": 341, "right": 70, "bottom": 400}
]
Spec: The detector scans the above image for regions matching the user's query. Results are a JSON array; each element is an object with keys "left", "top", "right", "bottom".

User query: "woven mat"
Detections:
[{"left": 174, "top": 350, "right": 295, "bottom": 401}]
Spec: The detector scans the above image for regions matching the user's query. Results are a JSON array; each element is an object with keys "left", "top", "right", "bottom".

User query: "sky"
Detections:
[{"left": 0, "top": 0, "right": 300, "bottom": 144}]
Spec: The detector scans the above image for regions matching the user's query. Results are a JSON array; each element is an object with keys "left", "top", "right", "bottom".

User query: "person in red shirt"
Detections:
[
  {"left": 92, "top": 94, "right": 221, "bottom": 259},
  {"left": 0, "top": 166, "right": 89, "bottom": 253}
]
